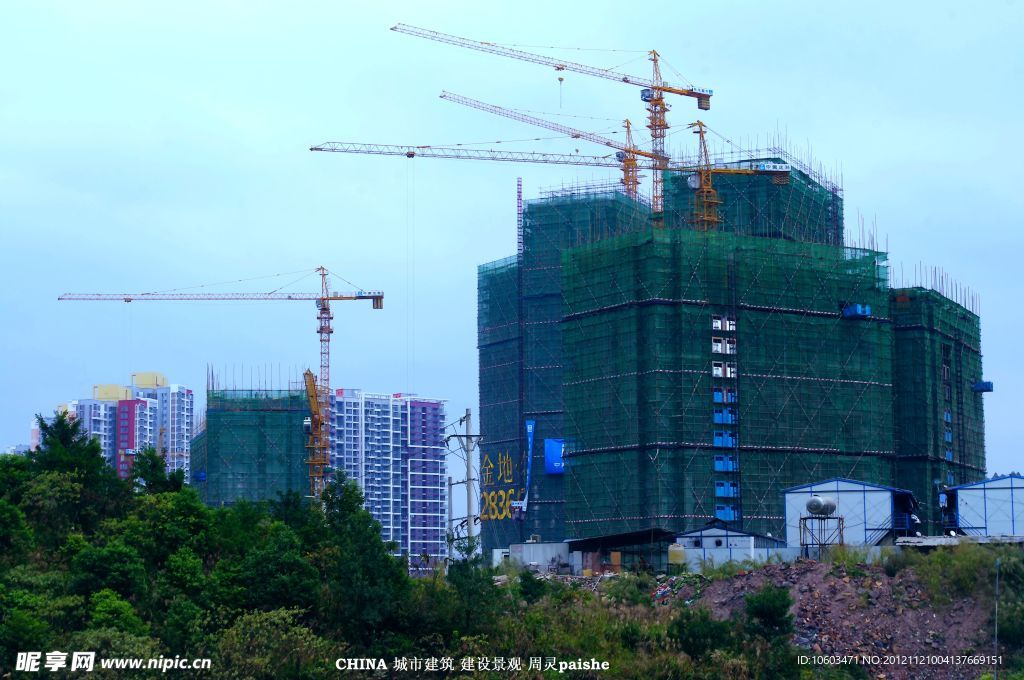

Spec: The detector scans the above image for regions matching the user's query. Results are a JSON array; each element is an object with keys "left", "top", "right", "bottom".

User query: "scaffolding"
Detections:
[
  {"left": 476, "top": 163, "right": 986, "bottom": 549},
  {"left": 477, "top": 189, "right": 649, "bottom": 551},
  {"left": 561, "top": 228, "right": 895, "bottom": 539},
  {"left": 891, "top": 287, "right": 986, "bottom": 533},
  {"left": 664, "top": 159, "right": 843, "bottom": 245},
  {"left": 191, "top": 389, "right": 309, "bottom": 506}
]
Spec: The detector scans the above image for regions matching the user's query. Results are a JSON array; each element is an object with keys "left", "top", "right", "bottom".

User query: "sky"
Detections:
[{"left": 1, "top": 1, "right": 1021, "bottom": 495}]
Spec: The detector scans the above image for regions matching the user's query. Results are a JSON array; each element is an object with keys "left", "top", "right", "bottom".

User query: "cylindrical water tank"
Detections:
[
  {"left": 806, "top": 495, "right": 837, "bottom": 516},
  {"left": 668, "top": 543, "right": 686, "bottom": 565}
]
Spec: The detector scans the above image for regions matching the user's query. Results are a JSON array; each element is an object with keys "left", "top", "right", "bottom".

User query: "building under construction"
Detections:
[
  {"left": 478, "top": 159, "right": 990, "bottom": 556},
  {"left": 190, "top": 389, "right": 308, "bottom": 506}
]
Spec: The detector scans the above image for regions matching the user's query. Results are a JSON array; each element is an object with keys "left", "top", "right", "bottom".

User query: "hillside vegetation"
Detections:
[{"left": 1, "top": 412, "right": 1021, "bottom": 679}]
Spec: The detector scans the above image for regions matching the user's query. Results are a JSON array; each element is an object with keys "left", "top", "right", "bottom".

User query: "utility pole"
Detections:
[
  {"left": 464, "top": 409, "right": 475, "bottom": 544},
  {"left": 995, "top": 557, "right": 1001, "bottom": 679},
  {"left": 447, "top": 408, "right": 480, "bottom": 554}
]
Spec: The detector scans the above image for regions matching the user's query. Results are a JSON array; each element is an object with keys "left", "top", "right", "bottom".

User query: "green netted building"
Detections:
[
  {"left": 190, "top": 389, "right": 308, "bottom": 506},
  {"left": 477, "top": 164, "right": 989, "bottom": 555},
  {"left": 560, "top": 230, "right": 895, "bottom": 540},
  {"left": 891, "top": 288, "right": 987, "bottom": 533}
]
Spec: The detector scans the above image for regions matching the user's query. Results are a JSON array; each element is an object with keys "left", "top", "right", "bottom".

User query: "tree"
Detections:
[
  {"left": 0, "top": 454, "right": 31, "bottom": 505},
  {"left": 317, "top": 477, "right": 411, "bottom": 651},
  {"left": 65, "top": 627, "right": 162, "bottom": 680},
  {"left": 112, "top": 488, "right": 212, "bottom": 569},
  {"left": 518, "top": 569, "right": 548, "bottom": 604},
  {"left": 17, "top": 471, "right": 83, "bottom": 550},
  {"left": 214, "top": 609, "right": 340, "bottom": 680},
  {"left": 25, "top": 412, "right": 131, "bottom": 537},
  {"left": 208, "top": 520, "right": 317, "bottom": 612},
  {"left": 668, "top": 607, "right": 734, "bottom": 660},
  {"left": 741, "top": 585, "right": 798, "bottom": 680},
  {"left": 0, "top": 499, "right": 33, "bottom": 563},
  {"left": 88, "top": 589, "right": 148, "bottom": 636},
  {"left": 444, "top": 546, "right": 503, "bottom": 638},
  {"left": 71, "top": 540, "right": 148, "bottom": 600},
  {"left": 743, "top": 585, "right": 794, "bottom": 640},
  {"left": 131, "top": 447, "right": 184, "bottom": 494},
  {"left": 0, "top": 607, "right": 52, "bottom": 667},
  {"left": 270, "top": 490, "right": 323, "bottom": 549}
]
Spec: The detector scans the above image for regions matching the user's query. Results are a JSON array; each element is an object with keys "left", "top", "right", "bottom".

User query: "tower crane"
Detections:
[
  {"left": 58, "top": 266, "right": 384, "bottom": 498},
  {"left": 687, "top": 120, "right": 791, "bottom": 231},
  {"left": 392, "top": 24, "right": 713, "bottom": 214}
]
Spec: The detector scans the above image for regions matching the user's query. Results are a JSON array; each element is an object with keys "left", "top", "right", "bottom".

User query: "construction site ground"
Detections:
[{"left": 530, "top": 558, "right": 995, "bottom": 679}]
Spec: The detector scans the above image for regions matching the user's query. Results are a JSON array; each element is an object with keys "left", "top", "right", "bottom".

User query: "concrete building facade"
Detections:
[{"left": 329, "top": 389, "right": 448, "bottom": 568}]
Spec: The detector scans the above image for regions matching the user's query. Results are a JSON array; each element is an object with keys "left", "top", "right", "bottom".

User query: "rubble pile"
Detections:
[
  {"left": 651, "top": 573, "right": 710, "bottom": 606},
  {"left": 695, "top": 559, "right": 994, "bottom": 680}
]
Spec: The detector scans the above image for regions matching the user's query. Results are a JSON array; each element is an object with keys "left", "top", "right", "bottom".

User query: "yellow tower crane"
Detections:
[
  {"left": 688, "top": 120, "right": 791, "bottom": 232},
  {"left": 59, "top": 266, "right": 383, "bottom": 498},
  {"left": 392, "top": 24, "right": 713, "bottom": 215}
]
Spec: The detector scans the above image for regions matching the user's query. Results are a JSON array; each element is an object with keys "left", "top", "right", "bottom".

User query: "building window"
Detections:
[
  {"left": 715, "top": 504, "right": 738, "bottom": 521},
  {"left": 725, "top": 363, "right": 737, "bottom": 379},
  {"left": 944, "top": 409, "right": 952, "bottom": 423},
  {"left": 712, "top": 362, "right": 724, "bottom": 378},
  {"left": 713, "top": 407, "right": 736, "bottom": 425},
  {"left": 713, "top": 387, "right": 737, "bottom": 404},
  {"left": 725, "top": 338, "right": 737, "bottom": 355},
  {"left": 715, "top": 481, "right": 738, "bottom": 497},
  {"left": 714, "top": 314, "right": 737, "bottom": 331},
  {"left": 713, "top": 455, "right": 738, "bottom": 472},
  {"left": 945, "top": 449, "right": 954, "bottom": 462},
  {"left": 713, "top": 431, "right": 737, "bottom": 448},
  {"left": 712, "top": 337, "right": 724, "bottom": 354}
]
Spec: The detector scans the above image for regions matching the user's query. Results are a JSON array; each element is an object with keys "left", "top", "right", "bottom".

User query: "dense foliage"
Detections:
[{"left": 1, "top": 412, "right": 1014, "bottom": 678}]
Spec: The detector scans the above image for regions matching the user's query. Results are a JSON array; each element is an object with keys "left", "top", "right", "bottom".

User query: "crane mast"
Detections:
[
  {"left": 690, "top": 120, "right": 722, "bottom": 231},
  {"left": 686, "top": 120, "right": 792, "bottom": 231}
]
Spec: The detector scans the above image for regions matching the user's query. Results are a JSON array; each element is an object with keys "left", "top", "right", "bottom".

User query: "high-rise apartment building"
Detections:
[
  {"left": 67, "top": 398, "right": 119, "bottom": 462},
  {"left": 51, "top": 373, "right": 193, "bottom": 480},
  {"left": 131, "top": 372, "right": 194, "bottom": 478},
  {"left": 329, "top": 389, "right": 447, "bottom": 568},
  {"left": 113, "top": 398, "right": 158, "bottom": 479}
]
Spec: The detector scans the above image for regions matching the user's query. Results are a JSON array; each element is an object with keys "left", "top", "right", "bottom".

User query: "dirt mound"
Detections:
[{"left": 696, "top": 559, "right": 994, "bottom": 680}]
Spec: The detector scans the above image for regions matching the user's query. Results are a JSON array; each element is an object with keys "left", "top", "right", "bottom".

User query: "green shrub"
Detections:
[
  {"left": 668, "top": 606, "right": 733, "bottom": 660},
  {"left": 825, "top": 545, "right": 869, "bottom": 577},
  {"left": 518, "top": 570, "right": 547, "bottom": 604},
  {"left": 743, "top": 584, "right": 794, "bottom": 640},
  {"left": 881, "top": 547, "right": 915, "bottom": 577},
  {"left": 601, "top": 572, "right": 656, "bottom": 606}
]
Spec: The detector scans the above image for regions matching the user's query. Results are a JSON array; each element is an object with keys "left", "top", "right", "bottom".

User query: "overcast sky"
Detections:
[{"left": 2, "top": 2, "right": 1020, "bottom": 487}]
